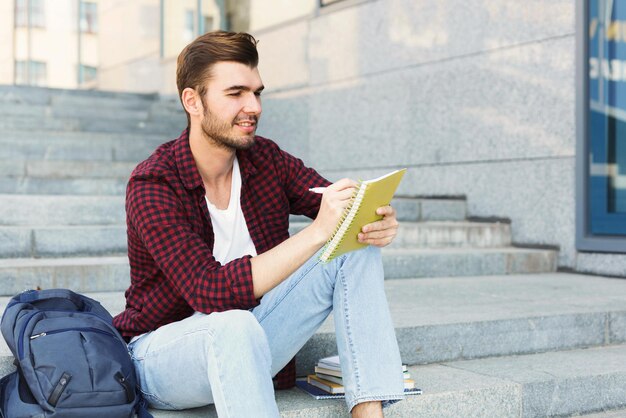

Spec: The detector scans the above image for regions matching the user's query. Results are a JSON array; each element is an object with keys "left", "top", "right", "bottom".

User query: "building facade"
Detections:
[
  {"left": 252, "top": 0, "right": 625, "bottom": 277},
  {"left": 0, "top": 0, "right": 623, "bottom": 276}
]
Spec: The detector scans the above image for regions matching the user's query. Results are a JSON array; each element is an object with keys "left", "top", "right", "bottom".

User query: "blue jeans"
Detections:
[{"left": 128, "top": 246, "right": 405, "bottom": 417}]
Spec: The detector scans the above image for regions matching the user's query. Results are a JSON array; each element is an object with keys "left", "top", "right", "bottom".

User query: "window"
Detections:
[
  {"left": 577, "top": 0, "right": 626, "bottom": 252},
  {"left": 15, "top": 60, "right": 47, "bottom": 86},
  {"left": 78, "top": 64, "right": 97, "bottom": 84},
  {"left": 80, "top": 1, "right": 98, "bottom": 33},
  {"left": 15, "top": 0, "right": 45, "bottom": 28},
  {"left": 184, "top": 9, "right": 195, "bottom": 42}
]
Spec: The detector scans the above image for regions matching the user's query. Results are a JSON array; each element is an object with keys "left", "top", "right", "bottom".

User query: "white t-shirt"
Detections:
[{"left": 205, "top": 157, "right": 257, "bottom": 264}]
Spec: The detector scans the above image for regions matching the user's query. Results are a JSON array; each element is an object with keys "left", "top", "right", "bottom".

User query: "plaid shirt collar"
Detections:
[{"left": 174, "top": 128, "right": 259, "bottom": 192}]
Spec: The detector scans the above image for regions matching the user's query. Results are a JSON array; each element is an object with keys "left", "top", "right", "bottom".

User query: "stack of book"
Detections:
[{"left": 306, "top": 355, "right": 417, "bottom": 395}]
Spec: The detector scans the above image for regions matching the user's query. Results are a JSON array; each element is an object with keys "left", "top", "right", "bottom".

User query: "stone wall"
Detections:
[{"left": 252, "top": 0, "right": 625, "bottom": 276}]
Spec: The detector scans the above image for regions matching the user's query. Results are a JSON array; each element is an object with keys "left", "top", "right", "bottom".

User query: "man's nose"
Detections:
[{"left": 243, "top": 93, "right": 261, "bottom": 114}]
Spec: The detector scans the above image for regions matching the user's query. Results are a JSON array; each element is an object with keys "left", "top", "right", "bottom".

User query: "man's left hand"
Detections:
[{"left": 357, "top": 205, "right": 398, "bottom": 247}]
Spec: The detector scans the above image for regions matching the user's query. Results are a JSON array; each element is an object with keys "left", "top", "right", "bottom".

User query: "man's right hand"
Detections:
[{"left": 311, "top": 178, "right": 358, "bottom": 243}]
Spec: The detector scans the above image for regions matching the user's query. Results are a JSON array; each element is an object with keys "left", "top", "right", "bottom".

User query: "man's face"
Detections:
[{"left": 199, "top": 61, "right": 264, "bottom": 151}]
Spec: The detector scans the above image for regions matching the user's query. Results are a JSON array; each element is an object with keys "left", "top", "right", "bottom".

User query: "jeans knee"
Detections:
[{"left": 209, "top": 310, "right": 270, "bottom": 360}]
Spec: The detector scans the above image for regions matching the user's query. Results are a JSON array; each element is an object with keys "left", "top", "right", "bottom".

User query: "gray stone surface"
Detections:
[
  {"left": 0, "top": 177, "right": 127, "bottom": 195},
  {"left": 296, "top": 273, "right": 626, "bottom": 373},
  {"left": 34, "top": 225, "right": 127, "bottom": 257},
  {"left": 23, "top": 161, "right": 136, "bottom": 179},
  {"left": 0, "top": 256, "right": 130, "bottom": 295},
  {"left": 0, "top": 195, "right": 125, "bottom": 225},
  {"left": 389, "top": 221, "right": 511, "bottom": 248},
  {"left": 574, "top": 410, "right": 626, "bottom": 417},
  {"left": 381, "top": 247, "right": 557, "bottom": 278},
  {"left": 307, "top": 0, "right": 573, "bottom": 86},
  {"left": 255, "top": 0, "right": 626, "bottom": 277},
  {"left": 420, "top": 199, "right": 467, "bottom": 222},
  {"left": 449, "top": 345, "right": 626, "bottom": 417}
]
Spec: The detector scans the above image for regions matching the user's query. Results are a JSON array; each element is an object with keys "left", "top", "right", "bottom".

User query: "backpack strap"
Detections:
[
  {"left": 135, "top": 396, "right": 153, "bottom": 418},
  {"left": 16, "top": 289, "right": 85, "bottom": 310}
]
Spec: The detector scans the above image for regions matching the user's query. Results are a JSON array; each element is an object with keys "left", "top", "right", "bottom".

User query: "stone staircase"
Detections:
[{"left": 0, "top": 85, "right": 625, "bottom": 417}]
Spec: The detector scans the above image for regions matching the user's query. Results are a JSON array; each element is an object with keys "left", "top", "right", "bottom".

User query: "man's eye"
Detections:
[
  {"left": 254, "top": 91, "right": 262, "bottom": 97},
  {"left": 228, "top": 92, "right": 241, "bottom": 97}
]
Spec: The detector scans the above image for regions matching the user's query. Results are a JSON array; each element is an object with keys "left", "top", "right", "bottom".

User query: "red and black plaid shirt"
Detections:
[{"left": 113, "top": 129, "right": 329, "bottom": 388}]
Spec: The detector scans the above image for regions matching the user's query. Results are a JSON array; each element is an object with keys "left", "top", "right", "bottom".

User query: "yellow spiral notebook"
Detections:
[{"left": 319, "top": 168, "right": 406, "bottom": 263}]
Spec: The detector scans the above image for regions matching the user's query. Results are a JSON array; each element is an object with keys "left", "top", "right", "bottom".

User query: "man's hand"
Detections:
[
  {"left": 357, "top": 205, "right": 398, "bottom": 247},
  {"left": 311, "top": 178, "right": 358, "bottom": 243}
]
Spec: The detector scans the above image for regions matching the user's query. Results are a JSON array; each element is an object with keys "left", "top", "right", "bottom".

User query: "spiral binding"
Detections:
[{"left": 320, "top": 181, "right": 367, "bottom": 262}]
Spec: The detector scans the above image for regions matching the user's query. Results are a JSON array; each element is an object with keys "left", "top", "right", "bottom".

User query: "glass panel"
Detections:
[
  {"left": 588, "top": 0, "right": 626, "bottom": 235},
  {"left": 80, "top": 1, "right": 98, "bottom": 33},
  {"left": 30, "top": 0, "right": 45, "bottom": 28},
  {"left": 15, "top": 0, "right": 28, "bottom": 27}
]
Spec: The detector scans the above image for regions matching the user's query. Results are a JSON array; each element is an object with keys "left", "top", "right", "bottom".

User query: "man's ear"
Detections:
[{"left": 181, "top": 88, "right": 202, "bottom": 116}]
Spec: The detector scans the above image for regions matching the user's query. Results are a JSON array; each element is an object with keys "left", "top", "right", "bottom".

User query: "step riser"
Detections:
[
  {"left": 295, "top": 312, "right": 626, "bottom": 375},
  {"left": 0, "top": 161, "right": 136, "bottom": 179},
  {"left": 0, "top": 263, "right": 130, "bottom": 295},
  {"left": 1, "top": 223, "right": 512, "bottom": 258},
  {"left": 0, "top": 250, "right": 557, "bottom": 295},
  {"left": 0, "top": 115, "right": 183, "bottom": 135},
  {"left": 0, "top": 139, "right": 160, "bottom": 162},
  {"left": 383, "top": 250, "right": 557, "bottom": 278},
  {"left": 0, "top": 227, "right": 127, "bottom": 258},
  {"left": 391, "top": 223, "right": 511, "bottom": 248},
  {"left": 0, "top": 196, "right": 125, "bottom": 226},
  {"left": 0, "top": 85, "right": 156, "bottom": 107},
  {"left": 0, "top": 178, "right": 126, "bottom": 195}
]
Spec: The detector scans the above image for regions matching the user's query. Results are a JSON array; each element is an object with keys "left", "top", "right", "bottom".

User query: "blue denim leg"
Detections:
[
  {"left": 128, "top": 310, "right": 279, "bottom": 418},
  {"left": 252, "top": 246, "right": 405, "bottom": 411}
]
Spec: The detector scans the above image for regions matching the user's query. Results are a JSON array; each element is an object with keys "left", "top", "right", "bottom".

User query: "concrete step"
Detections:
[
  {"left": 0, "top": 221, "right": 510, "bottom": 258},
  {"left": 0, "top": 256, "right": 130, "bottom": 295},
  {"left": 0, "top": 84, "right": 157, "bottom": 108},
  {"left": 381, "top": 247, "right": 556, "bottom": 278},
  {"left": 0, "top": 129, "right": 166, "bottom": 144},
  {"left": 290, "top": 221, "right": 512, "bottom": 248},
  {"left": 0, "top": 244, "right": 556, "bottom": 294},
  {"left": 0, "top": 225, "right": 127, "bottom": 258},
  {"left": 0, "top": 112, "right": 182, "bottom": 133},
  {"left": 0, "top": 195, "right": 125, "bottom": 225},
  {"left": 0, "top": 134, "right": 163, "bottom": 162},
  {"left": 0, "top": 345, "right": 623, "bottom": 417},
  {"left": 0, "top": 272, "right": 624, "bottom": 368},
  {"left": 0, "top": 273, "right": 625, "bottom": 416},
  {"left": 0, "top": 195, "right": 441, "bottom": 225},
  {"left": 0, "top": 177, "right": 127, "bottom": 195},
  {"left": 0, "top": 160, "right": 137, "bottom": 179},
  {"left": 575, "top": 410, "right": 626, "bottom": 417}
]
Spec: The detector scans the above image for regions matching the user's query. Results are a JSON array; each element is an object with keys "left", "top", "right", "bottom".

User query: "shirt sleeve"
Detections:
[{"left": 126, "top": 176, "right": 259, "bottom": 313}]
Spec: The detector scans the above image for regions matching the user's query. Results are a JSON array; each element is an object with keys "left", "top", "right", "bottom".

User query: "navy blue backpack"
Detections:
[{"left": 0, "top": 289, "right": 151, "bottom": 418}]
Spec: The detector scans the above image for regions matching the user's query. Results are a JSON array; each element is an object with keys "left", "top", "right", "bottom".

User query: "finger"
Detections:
[
  {"left": 358, "top": 228, "right": 396, "bottom": 242},
  {"left": 361, "top": 218, "right": 399, "bottom": 234},
  {"left": 376, "top": 205, "right": 395, "bottom": 216},
  {"left": 328, "top": 178, "right": 359, "bottom": 192},
  {"left": 358, "top": 234, "right": 395, "bottom": 247}
]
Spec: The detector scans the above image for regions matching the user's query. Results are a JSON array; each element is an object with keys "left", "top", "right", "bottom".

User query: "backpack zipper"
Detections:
[
  {"left": 18, "top": 310, "right": 117, "bottom": 359},
  {"left": 29, "top": 327, "right": 117, "bottom": 340}
]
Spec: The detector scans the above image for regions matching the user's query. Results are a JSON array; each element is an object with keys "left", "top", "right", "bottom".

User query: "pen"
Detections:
[{"left": 308, "top": 187, "right": 326, "bottom": 194}]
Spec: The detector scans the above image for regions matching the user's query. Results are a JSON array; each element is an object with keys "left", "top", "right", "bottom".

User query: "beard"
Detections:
[{"left": 200, "top": 107, "right": 257, "bottom": 151}]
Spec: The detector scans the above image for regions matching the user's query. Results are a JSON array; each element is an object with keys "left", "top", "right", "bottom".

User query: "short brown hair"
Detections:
[{"left": 176, "top": 31, "right": 259, "bottom": 126}]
